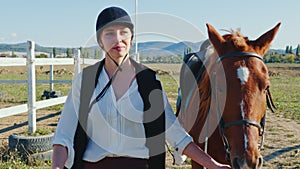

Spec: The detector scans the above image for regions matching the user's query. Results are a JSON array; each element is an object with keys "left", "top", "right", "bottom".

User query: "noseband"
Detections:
[{"left": 213, "top": 52, "right": 276, "bottom": 162}]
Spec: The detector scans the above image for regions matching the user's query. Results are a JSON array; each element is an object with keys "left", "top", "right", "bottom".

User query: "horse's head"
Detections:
[{"left": 206, "top": 23, "right": 280, "bottom": 169}]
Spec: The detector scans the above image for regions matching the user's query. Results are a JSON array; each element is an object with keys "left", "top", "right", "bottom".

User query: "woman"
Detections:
[{"left": 52, "top": 6, "right": 231, "bottom": 169}]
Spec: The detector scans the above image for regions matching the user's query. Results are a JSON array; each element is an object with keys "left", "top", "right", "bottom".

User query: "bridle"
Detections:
[{"left": 213, "top": 51, "right": 276, "bottom": 162}]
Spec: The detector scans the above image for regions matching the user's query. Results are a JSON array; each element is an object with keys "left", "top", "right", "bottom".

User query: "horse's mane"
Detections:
[{"left": 221, "top": 28, "right": 249, "bottom": 50}]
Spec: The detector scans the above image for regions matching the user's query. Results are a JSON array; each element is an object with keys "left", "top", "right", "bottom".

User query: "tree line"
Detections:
[
  {"left": 45, "top": 44, "right": 300, "bottom": 63},
  {"left": 264, "top": 44, "right": 300, "bottom": 63},
  {"left": 2, "top": 45, "right": 300, "bottom": 64}
]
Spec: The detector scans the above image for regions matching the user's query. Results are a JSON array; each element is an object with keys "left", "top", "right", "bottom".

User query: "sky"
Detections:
[{"left": 0, "top": 0, "right": 299, "bottom": 49}]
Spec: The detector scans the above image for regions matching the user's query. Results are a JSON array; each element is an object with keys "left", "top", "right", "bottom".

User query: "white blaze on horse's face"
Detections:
[
  {"left": 240, "top": 100, "right": 248, "bottom": 151},
  {"left": 237, "top": 66, "right": 250, "bottom": 85},
  {"left": 237, "top": 66, "right": 250, "bottom": 151}
]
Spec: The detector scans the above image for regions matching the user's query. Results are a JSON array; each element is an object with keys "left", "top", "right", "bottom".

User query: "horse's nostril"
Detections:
[{"left": 256, "top": 155, "right": 263, "bottom": 169}]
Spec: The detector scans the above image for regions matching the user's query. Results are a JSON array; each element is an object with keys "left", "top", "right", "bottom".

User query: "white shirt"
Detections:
[{"left": 53, "top": 66, "right": 192, "bottom": 168}]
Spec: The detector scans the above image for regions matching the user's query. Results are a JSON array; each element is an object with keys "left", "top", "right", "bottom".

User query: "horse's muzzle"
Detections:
[{"left": 232, "top": 155, "right": 263, "bottom": 169}]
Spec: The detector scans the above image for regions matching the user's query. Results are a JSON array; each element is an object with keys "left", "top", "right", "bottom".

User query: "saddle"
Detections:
[{"left": 176, "top": 40, "right": 211, "bottom": 116}]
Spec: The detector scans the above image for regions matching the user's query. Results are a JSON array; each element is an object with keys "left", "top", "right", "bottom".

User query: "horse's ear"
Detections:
[
  {"left": 206, "top": 23, "right": 226, "bottom": 53},
  {"left": 252, "top": 22, "right": 281, "bottom": 55}
]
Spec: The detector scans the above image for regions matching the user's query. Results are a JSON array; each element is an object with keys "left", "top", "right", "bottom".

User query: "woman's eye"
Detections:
[
  {"left": 121, "top": 31, "right": 130, "bottom": 37},
  {"left": 104, "top": 32, "right": 114, "bottom": 37},
  {"left": 121, "top": 30, "right": 129, "bottom": 34},
  {"left": 108, "top": 32, "right": 114, "bottom": 36}
]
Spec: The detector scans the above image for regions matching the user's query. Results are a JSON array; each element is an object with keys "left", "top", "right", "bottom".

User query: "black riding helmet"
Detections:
[{"left": 96, "top": 6, "right": 134, "bottom": 41}]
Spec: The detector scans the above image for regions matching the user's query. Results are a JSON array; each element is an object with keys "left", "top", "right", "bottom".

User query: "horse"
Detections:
[{"left": 176, "top": 23, "right": 280, "bottom": 169}]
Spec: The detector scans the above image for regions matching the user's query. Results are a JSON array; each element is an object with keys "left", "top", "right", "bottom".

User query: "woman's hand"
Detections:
[
  {"left": 52, "top": 144, "right": 68, "bottom": 169},
  {"left": 215, "top": 162, "right": 232, "bottom": 169},
  {"left": 182, "top": 142, "right": 232, "bottom": 169}
]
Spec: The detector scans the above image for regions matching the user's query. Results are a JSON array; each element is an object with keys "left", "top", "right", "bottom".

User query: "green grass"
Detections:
[
  {"left": 0, "top": 63, "right": 300, "bottom": 168},
  {"left": 158, "top": 74, "right": 179, "bottom": 109},
  {"left": 20, "top": 128, "right": 53, "bottom": 137},
  {"left": 0, "top": 143, "right": 51, "bottom": 169},
  {"left": 270, "top": 76, "right": 300, "bottom": 120},
  {"left": 0, "top": 73, "right": 72, "bottom": 108}
]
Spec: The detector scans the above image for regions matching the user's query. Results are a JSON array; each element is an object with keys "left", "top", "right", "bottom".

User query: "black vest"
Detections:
[{"left": 68, "top": 59, "right": 166, "bottom": 169}]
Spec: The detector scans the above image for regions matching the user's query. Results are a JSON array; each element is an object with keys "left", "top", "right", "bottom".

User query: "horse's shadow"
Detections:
[
  {"left": 0, "top": 111, "right": 60, "bottom": 135},
  {"left": 263, "top": 144, "right": 300, "bottom": 162}
]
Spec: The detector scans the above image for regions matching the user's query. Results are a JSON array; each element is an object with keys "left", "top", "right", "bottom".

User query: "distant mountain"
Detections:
[
  {"left": 163, "top": 41, "right": 202, "bottom": 55},
  {"left": 0, "top": 42, "right": 28, "bottom": 52},
  {"left": 0, "top": 42, "right": 71, "bottom": 56},
  {"left": 137, "top": 41, "right": 175, "bottom": 49},
  {"left": 0, "top": 41, "right": 286, "bottom": 58},
  {"left": 130, "top": 41, "right": 202, "bottom": 57}
]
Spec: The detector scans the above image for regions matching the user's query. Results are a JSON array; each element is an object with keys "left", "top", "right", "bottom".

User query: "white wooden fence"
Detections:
[{"left": 0, "top": 40, "right": 99, "bottom": 133}]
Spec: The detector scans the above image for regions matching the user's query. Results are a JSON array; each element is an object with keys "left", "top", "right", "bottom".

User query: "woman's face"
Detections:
[{"left": 99, "top": 25, "right": 132, "bottom": 59}]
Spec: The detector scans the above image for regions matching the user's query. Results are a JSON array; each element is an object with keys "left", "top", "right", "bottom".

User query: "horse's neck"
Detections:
[
  {"left": 189, "top": 46, "right": 219, "bottom": 140},
  {"left": 178, "top": 45, "right": 219, "bottom": 140}
]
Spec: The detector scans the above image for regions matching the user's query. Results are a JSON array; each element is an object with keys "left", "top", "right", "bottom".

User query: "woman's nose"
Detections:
[
  {"left": 114, "top": 31, "right": 123, "bottom": 42},
  {"left": 115, "top": 34, "right": 122, "bottom": 42}
]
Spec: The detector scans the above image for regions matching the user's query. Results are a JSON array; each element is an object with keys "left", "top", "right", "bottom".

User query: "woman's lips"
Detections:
[{"left": 113, "top": 46, "right": 124, "bottom": 51}]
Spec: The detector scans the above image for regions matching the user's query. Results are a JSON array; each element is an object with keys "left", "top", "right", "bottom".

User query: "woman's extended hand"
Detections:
[{"left": 182, "top": 142, "right": 232, "bottom": 169}]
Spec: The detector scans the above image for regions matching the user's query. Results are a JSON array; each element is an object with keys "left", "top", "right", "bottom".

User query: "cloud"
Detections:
[
  {"left": 0, "top": 37, "right": 5, "bottom": 41},
  {"left": 10, "top": 33, "right": 17, "bottom": 37}
]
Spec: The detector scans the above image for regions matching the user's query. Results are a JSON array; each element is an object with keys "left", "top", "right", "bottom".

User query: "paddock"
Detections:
[{"left": 0, "top": 42, "right": 299, "bottom": 168}]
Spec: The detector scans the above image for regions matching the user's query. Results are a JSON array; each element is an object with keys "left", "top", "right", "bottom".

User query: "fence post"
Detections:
[
  {"left": 27, "top": 40, "right": 36, "bottom": 133},
  {"left": 50, "top": 53, "right": 54, "bottom": 91},
  {"left": 74, "top": 48, "right": 81, "bottom": 75}
]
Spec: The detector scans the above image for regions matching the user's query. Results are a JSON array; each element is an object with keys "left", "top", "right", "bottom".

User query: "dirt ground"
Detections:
[
  {"left": 0, "top": 64, "right": 299, "bottom": 168},
  {"left": 0, "top": 103, "right": 299, "bottom": 168}
]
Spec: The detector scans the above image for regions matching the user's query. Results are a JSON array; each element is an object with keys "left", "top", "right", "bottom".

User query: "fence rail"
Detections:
[
  {"left": 0, "top": 41, "right": 99, "bottom": 133},
  {"left": 0, "top": 80, "right": 73, "bottom": 84},
  {"left": 0, "top": 58, "right": 26, "bottom": 66}
]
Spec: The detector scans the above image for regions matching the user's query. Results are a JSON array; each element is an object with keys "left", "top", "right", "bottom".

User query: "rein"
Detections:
[{"left": 212, "top": 51, "right": 276, "bottom": 163}]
